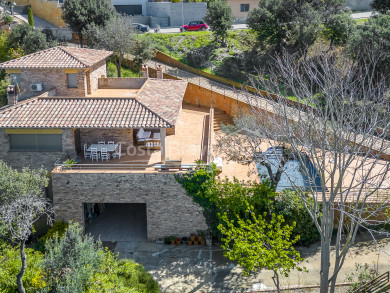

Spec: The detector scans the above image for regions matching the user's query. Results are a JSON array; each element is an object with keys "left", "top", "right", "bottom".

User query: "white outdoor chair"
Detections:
[
  {"left": 112, "top": 144, "right": 122, "bottom": 159},
  {"left": 84, "top": 144, "right": 91, "bottom": 159},
  {"left": 101, "top": 147, "right": 110, "bottom": 161},
  {"left": 91, "top": 148, "right": 99, "bottom": 161},
  {"left": 98, "top": 141, "right": 105, "bottom": 144},
  {"left": 108, "top": 141, "right": 115, "bottom": 145}
]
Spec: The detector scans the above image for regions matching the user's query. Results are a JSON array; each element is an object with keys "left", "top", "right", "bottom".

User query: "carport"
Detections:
[{"left": 84, "top": 203, "right": 147, "bottom": 241}]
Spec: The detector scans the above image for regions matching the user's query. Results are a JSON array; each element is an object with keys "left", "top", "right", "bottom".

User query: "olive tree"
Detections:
[
  {"left": 0, "top": 162, "right": 53, "bottom": 293},
  {"left": 216, "top": 49, "right": 390, "bottom": 293},
  {"left": 86, "top": 15, "right": 135, "bottom": 77}
]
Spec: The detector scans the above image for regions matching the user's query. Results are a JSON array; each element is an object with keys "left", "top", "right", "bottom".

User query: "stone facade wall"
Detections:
[
  {"left": 89, "top": 60, "right": 107, "bottom": 94},
  {"left": 80, "top": 129, "right": 133, "bottom": 150},
  {"left": 146, "top": 2, "right": 207, "bottom": 27},
  {"left": 0, "top": 128, "right": 76, "bottom": 170},
  {"left": 19, "top": 69, "right": 86, "bottom": 98},
  {"left": 52, "top": 172, "right": 208, "bottom": 240}
]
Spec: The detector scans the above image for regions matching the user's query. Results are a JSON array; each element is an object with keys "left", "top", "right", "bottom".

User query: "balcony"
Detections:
[{"left": 53, "top": 104, "right": 213, "bottom": 173}]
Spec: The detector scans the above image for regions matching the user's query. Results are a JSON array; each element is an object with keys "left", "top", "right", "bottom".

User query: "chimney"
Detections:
[
  {"left": 142, "top": 64, "right": 149, "bottom": 78},
  {"left": 7, "top": 85, "right": 18, "bottom": 106},
  {"left": 156, "top": 64, "right": 164, "bottom": 79}
]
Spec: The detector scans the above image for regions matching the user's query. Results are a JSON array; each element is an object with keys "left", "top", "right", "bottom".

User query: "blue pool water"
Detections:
[{"left": 255, "top": 148, "right": 323, "bottom": 192}]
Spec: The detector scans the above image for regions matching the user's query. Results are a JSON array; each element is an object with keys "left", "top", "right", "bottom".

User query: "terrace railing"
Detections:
[{"left": 54, "top": 157, "right": 207, "bottom": 172}]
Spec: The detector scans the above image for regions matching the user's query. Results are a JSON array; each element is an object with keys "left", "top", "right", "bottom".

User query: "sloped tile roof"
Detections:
[
  {"left": 137, "top": 79, "right": 188, "bottom": 125},
  {"left": 0, "top": 46, "right": 112, "bottom": 69},
  {"left": 0, "top": 97, "right": 171, "bottom": 128}
]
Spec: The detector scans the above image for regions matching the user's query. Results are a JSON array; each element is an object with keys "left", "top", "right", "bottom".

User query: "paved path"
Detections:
[
  {"left": 351, "top": 11, "right": 375, "bottom": 19},
  {"left": 113, "top": 232, "right": 390, "bottom": 292},
  {"left": 157, "top": 13, "right": 372, "bottom": 34},
  {"left": 158, "top": 24, "right": 249, "bottom": 34},
  {"left": 20, "top": 14, "right": 57, "bottom": 28}
]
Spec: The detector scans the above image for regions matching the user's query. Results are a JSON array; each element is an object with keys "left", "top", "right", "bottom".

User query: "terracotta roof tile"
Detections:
[
  {"left": 0, "top": 46, "right": 112, "bottom": 69},
  {"left": 0, "top": 97, "right": 170, "bottom": 128},
  {"left": 137, "top": 79, "right": 188, "bottom": 125}
]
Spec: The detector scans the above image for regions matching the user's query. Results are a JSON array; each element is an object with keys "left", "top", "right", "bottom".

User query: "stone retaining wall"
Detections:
[{"left": 52, "top": 171, "right": 208, "bottom": 240}]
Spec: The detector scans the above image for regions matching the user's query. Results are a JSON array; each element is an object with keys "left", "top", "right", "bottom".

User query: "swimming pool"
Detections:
[{"left": 255, "top": 147, "right": 323, "bottom": 192}]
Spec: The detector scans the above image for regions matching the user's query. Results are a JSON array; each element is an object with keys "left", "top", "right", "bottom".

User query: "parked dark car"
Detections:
[
  {"left": 133, "top": 23, "right": 150, "bottom": 33},
  {"left": 180, "top": 21, "right": 208, "bottom": 32}
]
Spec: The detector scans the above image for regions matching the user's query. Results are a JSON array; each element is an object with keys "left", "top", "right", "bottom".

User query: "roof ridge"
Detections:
[
  {"left": 38, "top": 96, "right": 137, "bottom": 100},
  {"left": 0, "top": 96, "right": 39, "bottom": 113},
  {"left": 58, "top": 46, "right": 88, "bottom": 67},
  {"left": 135, "top": 99, "right": 173, "bottom": 128},
  {"left": 0, "top": 46, "right": 57, "bottom": 66}
]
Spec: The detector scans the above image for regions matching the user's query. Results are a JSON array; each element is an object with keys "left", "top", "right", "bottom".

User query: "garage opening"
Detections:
[
  {"left": 84, "top": 203, "right": 147, "bottom": 241},
  {"left": 114, "top": 5, "right": 142, "bottom": 15}
]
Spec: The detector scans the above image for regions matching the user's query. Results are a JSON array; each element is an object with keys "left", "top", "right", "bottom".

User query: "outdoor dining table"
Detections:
[{"left": 87, "top": 144, "right": 118, "bottom": 152}]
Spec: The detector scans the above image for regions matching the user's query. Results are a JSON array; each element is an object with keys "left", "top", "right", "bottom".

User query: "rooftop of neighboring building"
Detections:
[{"left": 0, "top": 46, "right": 113, "bottom": 69}]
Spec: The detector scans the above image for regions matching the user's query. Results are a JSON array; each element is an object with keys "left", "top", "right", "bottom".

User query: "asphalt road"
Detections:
[{"left": 156, "top": 11, "right": 373, "bottom": 34}]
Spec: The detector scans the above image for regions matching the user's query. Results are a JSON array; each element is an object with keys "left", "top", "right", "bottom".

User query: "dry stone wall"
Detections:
[{"left": 52, "top": 171, "right": 208, "bottom": 240}]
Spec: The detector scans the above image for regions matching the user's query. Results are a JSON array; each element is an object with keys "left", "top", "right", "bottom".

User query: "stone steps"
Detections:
[{"left": 213, "top": 110, "right": 233, "bottom": 131}]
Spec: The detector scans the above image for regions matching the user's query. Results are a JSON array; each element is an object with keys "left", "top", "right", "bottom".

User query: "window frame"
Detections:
[
  {"left": 67, "top": 73, "right": 78, "bottom": 88},
  {"left": 10, "top": 73, "right": 21, "bottom": 87},
  {"left": 240, "top": 4, "right": 250, "bottom": 12},
  {"left": 9, "top": 134, "right": 63, "bottom": 152}
]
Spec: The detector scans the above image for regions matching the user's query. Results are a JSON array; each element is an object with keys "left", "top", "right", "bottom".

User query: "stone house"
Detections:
[
  {"left": 0, "top": 46, "right": 112, "bottom": 100},
  {"left": 0, "top": 47, "right": 209, "bottom": 240}
]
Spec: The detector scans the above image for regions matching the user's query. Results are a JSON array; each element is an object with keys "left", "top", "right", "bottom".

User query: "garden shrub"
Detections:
[
  {"left": 273, "top": 190, "right": 320, "bottom": 246},
  {"left": 345, "top": 263, "right": 379, "bottom": 292},
  {"left": 89, "top": 251, "right": 160, "bottom": 293},
  {"left": 177, "top": 166, "right": 321, "bottom": 245},
  {"left": 41, "top": 222, "right": 104, "bottom": 292},
  {"left": 0, "top": 241, "right": 45, "bottom": 292},
  {"left": 34, "top": 220, "right": 69, "bottom": 252}
]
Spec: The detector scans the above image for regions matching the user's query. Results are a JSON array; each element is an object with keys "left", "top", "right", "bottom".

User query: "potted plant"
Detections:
[
  {"left": 169, "top": 236, "right": 176, "bottom": 245},
  {"left": 188, "top": 240, "right": 192, "bottom": 246},
  {"left": 190, "top": 234, "right": 196, "bottom": 242},
  {"left": 198, "top": 230, "right": 204, "bottom": 242},
  {"left": 63, "top": 159, "right": 77, "bottom": 169},
  {"left": 182, "top": 236, "right": 188, "bottom": 245},
  {"left": 194, "top": 236, "right": 199, "bottom": 245},
  {"left": 175, "top": 237, "right": 182, "bottom": 245},
  {"left": 164, "top": 236, "right": 171, "bottom": 245}
]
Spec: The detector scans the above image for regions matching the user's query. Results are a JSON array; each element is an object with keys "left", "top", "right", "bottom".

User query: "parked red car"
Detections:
[{"left": 180, "top": 21, "right": 208, "bottom": 32}]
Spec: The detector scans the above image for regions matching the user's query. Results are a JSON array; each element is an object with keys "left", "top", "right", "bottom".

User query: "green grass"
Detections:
[
  {"left": 107, "top": 62, "right": 140, "bottom": 78},
  {"left": 141, "top": 29, "right": 255, "bottom": 61},
  {"left": 355, "top": 18, "right": 369, "bottom": 25}
]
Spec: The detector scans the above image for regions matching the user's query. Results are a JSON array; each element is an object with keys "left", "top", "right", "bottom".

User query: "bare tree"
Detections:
[
  {"left": 86, "top": 15, "right": 136, "bottom": 77},
  {"left": 216, "top": 50, "right": 390, "bottom": 292}
]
